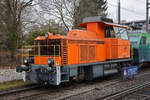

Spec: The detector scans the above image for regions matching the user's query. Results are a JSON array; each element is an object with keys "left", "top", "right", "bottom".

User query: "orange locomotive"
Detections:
[{"left": 16, "top": 16, "right": 132, "bottom": 85}]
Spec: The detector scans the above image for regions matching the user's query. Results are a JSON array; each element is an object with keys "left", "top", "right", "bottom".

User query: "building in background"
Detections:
[{"left": 122, "top": 18, "right": 150, "bottom": 33}]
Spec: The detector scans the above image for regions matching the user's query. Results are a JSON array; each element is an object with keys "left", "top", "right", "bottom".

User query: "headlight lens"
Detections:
[
  {"left": 47, "top": 58, "right": 54, "bottom": 66},
  {"left": 24, "top": 59, "right": 28, "bottom": 64},
  {"left": 45, "top": 33, "right": 49, "bottom": 38},
  {"left": 47, "top": 60, "right": 51, "bottom": 64}
]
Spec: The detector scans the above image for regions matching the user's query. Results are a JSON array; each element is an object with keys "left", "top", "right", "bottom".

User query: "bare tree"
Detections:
[
  {"left": 0, "top": 0, "right": 34, "bottom": 62},
  {"left": 37, "top": 0, "right": 79, "bottom": 31}
]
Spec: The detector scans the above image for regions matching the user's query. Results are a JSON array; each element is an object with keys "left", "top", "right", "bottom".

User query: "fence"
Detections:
[
  {"left": 0, "top": 49, "right": 20, "bottom": 69},
  {"left": 0, "top": 69, "right": 22, "bottom": 83}
]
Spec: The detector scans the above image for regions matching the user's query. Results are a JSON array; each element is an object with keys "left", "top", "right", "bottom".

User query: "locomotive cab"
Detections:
[
  {"left": 79, "top": 17, "right": 130, "bottom": 60},
  {"left": 104, "top": 25, "right": 130, "bottom": 59}
]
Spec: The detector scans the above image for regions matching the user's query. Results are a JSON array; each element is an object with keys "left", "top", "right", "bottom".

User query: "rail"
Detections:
[
  {"left": 102, "top": 82, "right": 150, "bottom": 100},
  {"left": 0, "top": 84, "right": 44, "bottom": 100},
  {"left": 0, "top": 84, "right": 41, "bottom": 96},
  {"left": 56, "top": 71, "right": 150, "bottom": 100}
]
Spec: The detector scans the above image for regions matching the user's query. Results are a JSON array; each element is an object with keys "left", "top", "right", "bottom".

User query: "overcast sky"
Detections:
[{"left": 107, "top": 0, "right": 146, "bottom": 22}]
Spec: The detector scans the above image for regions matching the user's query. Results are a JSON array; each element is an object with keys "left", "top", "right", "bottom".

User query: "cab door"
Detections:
[
  {"left": 116, "top": 27, "right": 130, "bottom": 59},
  {"left": 139, "top": 36, "right": 147, "bottom": 62},
  {"left": 104, "top": 26, "right": 118, "bottom": 59}
]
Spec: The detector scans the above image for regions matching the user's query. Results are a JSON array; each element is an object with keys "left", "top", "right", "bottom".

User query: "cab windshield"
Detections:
[{"left": 114, "top": 27, "right": 129, "bottom": 40}]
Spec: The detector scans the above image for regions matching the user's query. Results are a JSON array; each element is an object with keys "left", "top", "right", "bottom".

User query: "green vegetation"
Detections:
[
  {"left": 0, "top": 80, "right": 31, "bottom": 90},
  {"left": 26, "top": 30, "right": 47, "bottom": 46},
  {"left": 26, "top": 24, "right": 66, "bottom": 45}
]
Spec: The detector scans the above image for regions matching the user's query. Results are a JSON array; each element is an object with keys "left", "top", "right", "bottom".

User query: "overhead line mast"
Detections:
[
  {"left": 118, "top": 0, "right": 121, "bottom": 24},
  {"left": 146, "top": 0, "right": 150, "bottom": 33}
]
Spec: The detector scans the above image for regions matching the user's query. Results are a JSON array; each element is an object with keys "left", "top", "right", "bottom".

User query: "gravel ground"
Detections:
[
  {"left": 22, "top": 76, "right": 121, "bottom": 100},
  {"left": 22, "top": 68, "right": 150, "bottom": 100},
  {"left": 0, "top": 69, "right": 22, "bottom": 83}
]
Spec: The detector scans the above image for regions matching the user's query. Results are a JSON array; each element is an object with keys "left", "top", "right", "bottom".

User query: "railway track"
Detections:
[
  {"left": 0, "top": 84, "right": 44, "bottom": 100},
  {"left": 55, "top": 71, "right": 150, "bottom": 100},
  {"left": 125, "top": 86, "right": 150, "bottom": 100},
  {"left": 101, "top": 82, "right": 150, "bottom": 100},
  {"left": 0, "top": 85, "right": 39, "bottom": 96},
  {"left": 0, "top": 75, "right": 121, "bottom": 100},
  {"left": 0, "top": 68, "right": 150, "bottom": 100},
  {"left": 16, "top": 78, "right": 121, "bottom": 100}
]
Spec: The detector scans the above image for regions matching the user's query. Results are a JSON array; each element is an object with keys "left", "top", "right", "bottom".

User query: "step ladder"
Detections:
[
  {"left": 61, "top": 66, "right": 69, "bottom": 82},
  {"left": 61, "top": 40, "right": 68, "bottom": 65}
]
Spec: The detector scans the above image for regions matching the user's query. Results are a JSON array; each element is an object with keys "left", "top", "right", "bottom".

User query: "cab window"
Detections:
[
  {"left": 140, "top": 36, "right": 147, "bottom": 45},
  {"left": 105, "top": 26, "right": 115, "bottom": 38},
  {"left": 119, "top": 28, "right": 128, "bottom": 40},
  {"left": 114, "top": 27, "right": 120, "bottom": 38}
]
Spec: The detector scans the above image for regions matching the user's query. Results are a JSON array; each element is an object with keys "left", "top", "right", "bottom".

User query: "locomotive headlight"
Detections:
[
  {"left": 24, "top": 59, "right": 31, "bottom": 66},
  {"left": 47, "top": 58, "right": 54, "bottom": 67},
  {"left": 45, "top": 33, "right": 49, "bottom": 38},
  {"left": 47, "top": 60, "right": 51, "bottom": 65},
  {"left": 24, "top": 59, "right": 28, "bottom": 64}
]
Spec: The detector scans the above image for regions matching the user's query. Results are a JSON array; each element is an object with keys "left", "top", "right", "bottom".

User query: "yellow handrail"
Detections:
[
  {"left": 23, "top": 45, "right": 59, "bottom": 48},
  {"left": 21, "top": 45, "right": 61, "bottom": 64},
  {"left": 38, "top": 44, "right": 40, "bottom": 64},
  {"left": 131, "top": 44, "right": 134, "bottom": 58},
  {"left": 54, "top": 45, "right": 55, "bottom": 57},
  {"left": 22, "top": 47, "right": 23, "bottom": 65}
]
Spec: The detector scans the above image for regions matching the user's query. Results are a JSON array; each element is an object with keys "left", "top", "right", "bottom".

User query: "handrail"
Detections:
[
  {"left": 131, "top": 44, "right": 133, "bottom": 58},
  {"left": 21, "top": 45, "right": 61, "bottom": 64}
]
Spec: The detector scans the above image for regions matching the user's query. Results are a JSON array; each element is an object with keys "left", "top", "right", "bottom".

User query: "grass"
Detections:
[{"left": 0, "top": 80, "right": 31, "bottom": 91}]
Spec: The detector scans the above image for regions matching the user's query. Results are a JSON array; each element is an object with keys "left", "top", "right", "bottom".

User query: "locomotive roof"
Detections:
[
  {"left": 80, "top": 16, "right": 128, "bottom": 28},
  {"left": 79, "top": 21, "right": 129, "bottom": 28},
  {"left": 35, "top": 16, "right": 128, "bottom": 41}
]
